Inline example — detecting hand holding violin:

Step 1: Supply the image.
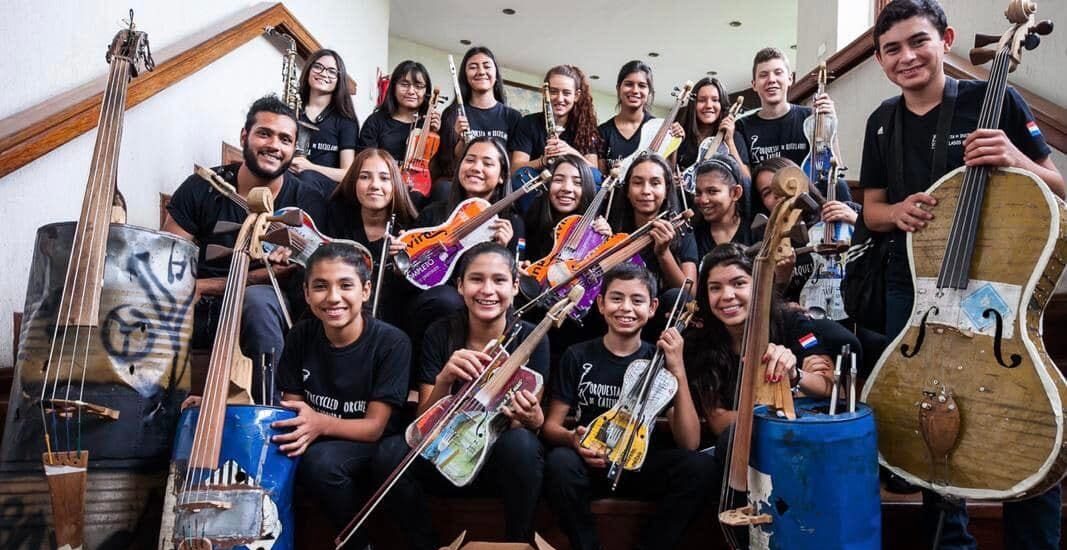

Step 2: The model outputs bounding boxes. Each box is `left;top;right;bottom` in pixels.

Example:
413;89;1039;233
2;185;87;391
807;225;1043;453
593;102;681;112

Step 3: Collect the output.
573;425;607;468
437;349;492;385
501;389;543;430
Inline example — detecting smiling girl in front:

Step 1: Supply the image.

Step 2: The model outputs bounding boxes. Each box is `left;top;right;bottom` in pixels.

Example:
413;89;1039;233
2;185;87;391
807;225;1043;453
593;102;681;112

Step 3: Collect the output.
522;154;610;263
378;242;549;549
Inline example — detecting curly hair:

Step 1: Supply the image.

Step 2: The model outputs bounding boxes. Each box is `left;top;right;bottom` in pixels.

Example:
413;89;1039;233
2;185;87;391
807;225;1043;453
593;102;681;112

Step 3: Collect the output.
544;65;600;156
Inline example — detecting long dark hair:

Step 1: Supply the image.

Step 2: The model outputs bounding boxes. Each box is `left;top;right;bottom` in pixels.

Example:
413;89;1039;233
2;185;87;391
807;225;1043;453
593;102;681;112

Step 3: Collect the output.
377;60;433;118
447;136;511;212
606;153;681;232
544;65;599;155
445;242;518;355
524;154;596;237
332;148;418;226
458;46;507;104
615;60;655;114
683;243;785;417
299;49;357;120
681;77;731;142
694;154;749;227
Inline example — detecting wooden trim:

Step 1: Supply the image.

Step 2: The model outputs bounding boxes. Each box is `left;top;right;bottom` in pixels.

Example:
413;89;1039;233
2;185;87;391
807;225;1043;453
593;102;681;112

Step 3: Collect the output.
943;52;1067;154
222;141;242;164
0;2;356;180
789;28;876;102
788;27;1066;154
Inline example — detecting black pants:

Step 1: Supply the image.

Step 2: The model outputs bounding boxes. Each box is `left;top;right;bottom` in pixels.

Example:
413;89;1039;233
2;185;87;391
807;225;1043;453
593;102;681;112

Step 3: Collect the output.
544;445;718;550
376;428;545;550
297;438;381;549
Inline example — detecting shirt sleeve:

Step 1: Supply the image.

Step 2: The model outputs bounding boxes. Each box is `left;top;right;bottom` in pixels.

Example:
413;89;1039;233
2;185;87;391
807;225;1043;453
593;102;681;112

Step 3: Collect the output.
783;311;830;360
296;182;328;227
357;112;384;149
551;346;579;407
1002;86;1052;162
732;130;751;166
371;324;413;406
508;116;536;155
339;115;360;151
276;321;309;395
676;231;699;265
417;319;450;386
165;175;206;238
858;109;889;190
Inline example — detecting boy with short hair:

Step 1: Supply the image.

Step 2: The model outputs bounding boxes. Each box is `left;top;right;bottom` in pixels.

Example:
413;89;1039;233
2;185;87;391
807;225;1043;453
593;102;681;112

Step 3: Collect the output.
543;263;714;550
861;1;1064;548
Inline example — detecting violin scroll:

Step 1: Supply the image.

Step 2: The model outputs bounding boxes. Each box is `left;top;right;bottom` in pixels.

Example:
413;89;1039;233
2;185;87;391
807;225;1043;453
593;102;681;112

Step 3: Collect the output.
969;0;1053;70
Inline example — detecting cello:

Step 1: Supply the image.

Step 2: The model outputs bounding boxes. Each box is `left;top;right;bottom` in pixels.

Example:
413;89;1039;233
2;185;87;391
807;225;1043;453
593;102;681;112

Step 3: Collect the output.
401;87;444;198
334;288;583;548
159;188;301;549
862;1;1067;500
0;14;198;548
614;81;694;177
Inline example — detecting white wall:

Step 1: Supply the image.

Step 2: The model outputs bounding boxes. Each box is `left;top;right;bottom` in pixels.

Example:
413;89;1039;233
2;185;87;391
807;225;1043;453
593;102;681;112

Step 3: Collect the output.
388;35;635;123
0;0;390;367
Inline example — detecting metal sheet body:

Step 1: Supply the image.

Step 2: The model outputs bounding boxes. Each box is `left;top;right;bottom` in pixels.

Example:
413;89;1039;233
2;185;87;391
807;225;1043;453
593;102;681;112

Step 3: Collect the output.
748;398;881;550
2;222;197;465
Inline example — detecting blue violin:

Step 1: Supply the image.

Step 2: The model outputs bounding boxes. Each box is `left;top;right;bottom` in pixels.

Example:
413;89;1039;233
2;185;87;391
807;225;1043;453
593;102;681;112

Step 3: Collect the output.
800;62;837;189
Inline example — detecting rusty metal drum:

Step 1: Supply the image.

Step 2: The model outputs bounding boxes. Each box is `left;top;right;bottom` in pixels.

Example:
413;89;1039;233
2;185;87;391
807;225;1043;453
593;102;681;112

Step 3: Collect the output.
1;222;197;465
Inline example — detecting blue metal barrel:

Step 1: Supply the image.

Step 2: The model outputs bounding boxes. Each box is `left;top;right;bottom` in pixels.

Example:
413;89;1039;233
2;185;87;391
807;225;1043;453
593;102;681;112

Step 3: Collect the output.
748;398;880;550
167;405;300;549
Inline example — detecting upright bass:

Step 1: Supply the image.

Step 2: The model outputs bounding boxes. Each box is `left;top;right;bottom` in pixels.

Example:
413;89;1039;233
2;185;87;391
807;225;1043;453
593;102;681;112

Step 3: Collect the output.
1;14;198;548
863;0;1066;500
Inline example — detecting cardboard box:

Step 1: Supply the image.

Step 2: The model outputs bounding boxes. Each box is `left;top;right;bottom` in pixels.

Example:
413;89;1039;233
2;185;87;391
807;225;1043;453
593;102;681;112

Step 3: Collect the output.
441;531;556;550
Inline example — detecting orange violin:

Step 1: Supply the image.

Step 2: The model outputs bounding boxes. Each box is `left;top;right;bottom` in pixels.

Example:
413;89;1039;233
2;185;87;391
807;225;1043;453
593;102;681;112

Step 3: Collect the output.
401;87;444;198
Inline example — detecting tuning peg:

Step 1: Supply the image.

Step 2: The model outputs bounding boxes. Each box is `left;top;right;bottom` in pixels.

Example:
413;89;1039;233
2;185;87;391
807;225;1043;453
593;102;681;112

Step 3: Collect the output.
262;228;293;248
789;221;810;245
267;209;303;227
212;220;242;235
974;33;1001;48
1023;33;1041;51
1033;20;1054;36
205;244;233;261
969;47;996;66
796;192;821;213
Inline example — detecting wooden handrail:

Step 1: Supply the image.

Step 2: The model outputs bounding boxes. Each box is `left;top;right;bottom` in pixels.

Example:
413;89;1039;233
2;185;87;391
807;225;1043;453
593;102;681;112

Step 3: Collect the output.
0;2;356;180
788;27;1066;153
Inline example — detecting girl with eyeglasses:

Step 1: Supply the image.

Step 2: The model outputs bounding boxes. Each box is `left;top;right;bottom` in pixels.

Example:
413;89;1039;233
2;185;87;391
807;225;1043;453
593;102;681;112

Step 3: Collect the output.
359;60;440;167
289;49;360;186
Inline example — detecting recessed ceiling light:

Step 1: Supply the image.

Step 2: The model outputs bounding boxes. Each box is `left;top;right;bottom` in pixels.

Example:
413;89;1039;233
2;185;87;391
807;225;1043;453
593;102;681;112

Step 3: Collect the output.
790;44;797;49
729;20;742;27
706;70;718;76
460;39;471;45
648;52;660;57
502;8;516;15
590;75;600;80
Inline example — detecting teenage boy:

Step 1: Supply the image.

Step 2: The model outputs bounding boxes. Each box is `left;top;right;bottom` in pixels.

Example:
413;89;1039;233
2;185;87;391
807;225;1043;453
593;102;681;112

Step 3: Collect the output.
861;2;1065;549
273;243;411;548
543;263;715;550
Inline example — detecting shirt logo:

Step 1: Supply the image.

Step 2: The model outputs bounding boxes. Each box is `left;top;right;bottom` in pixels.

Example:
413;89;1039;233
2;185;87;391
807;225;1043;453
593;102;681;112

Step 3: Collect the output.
302;368;310;382
1027;120;1042;137
877;126;884;135
798;333;819;349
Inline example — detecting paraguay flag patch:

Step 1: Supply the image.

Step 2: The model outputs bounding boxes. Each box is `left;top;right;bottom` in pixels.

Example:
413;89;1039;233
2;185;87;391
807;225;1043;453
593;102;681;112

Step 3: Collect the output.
798;332;819;349
1027;120;1042;137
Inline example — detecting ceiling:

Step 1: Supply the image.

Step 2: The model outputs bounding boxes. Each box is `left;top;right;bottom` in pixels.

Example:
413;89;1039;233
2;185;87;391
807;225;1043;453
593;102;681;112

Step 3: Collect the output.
389;0;799;108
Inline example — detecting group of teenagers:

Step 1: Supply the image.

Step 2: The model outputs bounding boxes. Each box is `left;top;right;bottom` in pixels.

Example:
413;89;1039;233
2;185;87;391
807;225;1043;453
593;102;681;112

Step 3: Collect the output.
159;0;1067;548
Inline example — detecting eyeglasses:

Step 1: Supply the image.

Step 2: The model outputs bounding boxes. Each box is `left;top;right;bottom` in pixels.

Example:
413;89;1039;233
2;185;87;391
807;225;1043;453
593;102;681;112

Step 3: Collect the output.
310;62;339;79
396;80;427;92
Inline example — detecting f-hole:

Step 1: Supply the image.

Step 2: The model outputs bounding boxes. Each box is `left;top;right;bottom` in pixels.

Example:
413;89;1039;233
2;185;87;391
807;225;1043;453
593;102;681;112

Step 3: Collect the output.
983;308;1022;368
901;306;938;358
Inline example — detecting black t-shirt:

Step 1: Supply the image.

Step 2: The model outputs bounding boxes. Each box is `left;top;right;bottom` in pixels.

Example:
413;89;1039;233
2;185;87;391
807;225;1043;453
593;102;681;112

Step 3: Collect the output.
358;110;411;163
415;199;526;253
598;112;655;163
166;163;326;279
693;219;755;260
417;314;551;389
637;232;699;292
302;107;360;168
859;80;1051;255
440;101;523;174
277;316;411;433
552;338;656;428
736;104;811;170
508;112;578;159
700;310;828;411
676;130;751;169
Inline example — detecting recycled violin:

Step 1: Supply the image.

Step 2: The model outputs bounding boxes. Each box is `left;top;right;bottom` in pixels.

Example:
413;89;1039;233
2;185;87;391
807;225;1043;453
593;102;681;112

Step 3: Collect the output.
334;287;583;549
581;284;696;490
614;81;694;177
396;169;552;289
800;61;838;187
680;96;745;194
401;87;445;198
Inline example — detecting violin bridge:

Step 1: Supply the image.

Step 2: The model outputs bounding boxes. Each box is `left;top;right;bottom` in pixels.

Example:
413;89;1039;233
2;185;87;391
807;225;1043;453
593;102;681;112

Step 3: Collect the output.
718;505;773;527
43;398;120;421
42;450;89;550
